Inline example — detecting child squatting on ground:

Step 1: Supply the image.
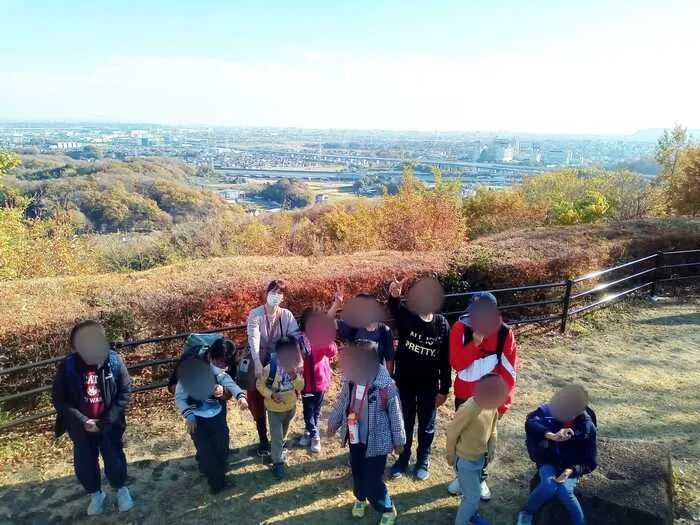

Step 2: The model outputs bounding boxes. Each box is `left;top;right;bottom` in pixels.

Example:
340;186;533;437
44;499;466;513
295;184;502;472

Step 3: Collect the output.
517;385;597;525
256;336;305;480
328;340;406;525
446;373;509;525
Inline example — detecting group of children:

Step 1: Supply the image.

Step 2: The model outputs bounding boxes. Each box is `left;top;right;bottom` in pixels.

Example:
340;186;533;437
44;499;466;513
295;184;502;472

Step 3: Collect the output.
51;278;598;525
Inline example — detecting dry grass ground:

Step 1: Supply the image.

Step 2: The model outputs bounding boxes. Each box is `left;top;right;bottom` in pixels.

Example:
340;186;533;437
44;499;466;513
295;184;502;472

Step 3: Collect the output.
0;298;698;525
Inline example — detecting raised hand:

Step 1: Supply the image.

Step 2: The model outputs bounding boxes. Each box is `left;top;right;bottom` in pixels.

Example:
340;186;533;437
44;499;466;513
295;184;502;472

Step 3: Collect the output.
389;276;407;298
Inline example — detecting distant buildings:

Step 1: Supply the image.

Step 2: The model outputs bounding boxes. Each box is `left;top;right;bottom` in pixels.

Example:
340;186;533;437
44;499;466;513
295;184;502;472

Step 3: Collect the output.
544;148;572;166
218;189;246;202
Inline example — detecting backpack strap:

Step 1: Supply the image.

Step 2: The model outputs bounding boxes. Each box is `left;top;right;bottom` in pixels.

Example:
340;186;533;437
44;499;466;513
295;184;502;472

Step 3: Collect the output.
585;406;597;427
495;323;510;365
379;385;389;411
266;353;278;390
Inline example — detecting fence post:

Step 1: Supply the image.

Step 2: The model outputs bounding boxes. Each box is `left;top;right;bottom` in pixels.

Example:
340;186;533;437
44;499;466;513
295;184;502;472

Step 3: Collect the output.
560;279;573;333
650;250;664;297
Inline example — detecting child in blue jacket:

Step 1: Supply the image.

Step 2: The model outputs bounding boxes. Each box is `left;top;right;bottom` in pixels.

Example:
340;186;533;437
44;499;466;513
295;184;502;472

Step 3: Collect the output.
517;385;597;525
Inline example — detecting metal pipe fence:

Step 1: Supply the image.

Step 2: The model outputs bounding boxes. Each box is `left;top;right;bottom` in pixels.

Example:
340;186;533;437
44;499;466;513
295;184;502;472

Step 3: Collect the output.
1;248;697;433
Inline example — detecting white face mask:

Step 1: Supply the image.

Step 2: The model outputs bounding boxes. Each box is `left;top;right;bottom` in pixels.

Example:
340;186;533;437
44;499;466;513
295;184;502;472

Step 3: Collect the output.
267;292;283;307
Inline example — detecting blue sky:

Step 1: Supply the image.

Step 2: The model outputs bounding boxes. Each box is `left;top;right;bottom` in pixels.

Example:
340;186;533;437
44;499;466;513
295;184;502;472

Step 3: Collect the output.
1;0;699;133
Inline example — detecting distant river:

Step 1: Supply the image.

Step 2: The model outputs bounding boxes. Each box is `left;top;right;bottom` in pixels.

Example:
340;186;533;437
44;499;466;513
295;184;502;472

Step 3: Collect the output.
215;168;519;187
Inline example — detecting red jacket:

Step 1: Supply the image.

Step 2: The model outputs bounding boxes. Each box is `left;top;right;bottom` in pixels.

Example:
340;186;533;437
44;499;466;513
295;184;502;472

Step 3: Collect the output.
449;317;518;415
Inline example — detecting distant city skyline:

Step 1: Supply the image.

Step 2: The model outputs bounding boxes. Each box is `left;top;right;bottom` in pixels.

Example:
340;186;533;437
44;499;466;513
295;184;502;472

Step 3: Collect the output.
2;0;699;134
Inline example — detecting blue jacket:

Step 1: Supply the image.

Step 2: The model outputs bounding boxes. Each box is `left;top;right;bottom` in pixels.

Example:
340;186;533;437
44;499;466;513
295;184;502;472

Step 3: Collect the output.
52;351;131;438
525;402;597;478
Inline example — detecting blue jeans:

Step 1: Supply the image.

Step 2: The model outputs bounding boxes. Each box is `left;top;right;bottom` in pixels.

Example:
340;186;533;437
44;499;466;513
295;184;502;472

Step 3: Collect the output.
349;443;393;513
455;456;484;524
397;386;437;468
524;465;585;525
302;392;324;438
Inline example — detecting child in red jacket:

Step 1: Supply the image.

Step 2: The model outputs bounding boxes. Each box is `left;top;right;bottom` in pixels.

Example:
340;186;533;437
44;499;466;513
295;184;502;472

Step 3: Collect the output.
447;292;518;500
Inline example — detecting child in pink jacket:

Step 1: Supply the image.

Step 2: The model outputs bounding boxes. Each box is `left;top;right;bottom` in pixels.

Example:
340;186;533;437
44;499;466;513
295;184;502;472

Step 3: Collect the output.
298;307;338;453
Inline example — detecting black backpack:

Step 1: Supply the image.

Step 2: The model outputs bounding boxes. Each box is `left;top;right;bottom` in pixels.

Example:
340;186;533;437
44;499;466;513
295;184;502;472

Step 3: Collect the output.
168;333;224;393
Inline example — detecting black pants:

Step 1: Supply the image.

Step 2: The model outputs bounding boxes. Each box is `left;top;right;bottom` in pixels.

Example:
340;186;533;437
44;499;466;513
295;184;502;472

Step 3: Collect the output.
69;424;127;494
191;410;229;491
396;386;437;469
455;397;488;481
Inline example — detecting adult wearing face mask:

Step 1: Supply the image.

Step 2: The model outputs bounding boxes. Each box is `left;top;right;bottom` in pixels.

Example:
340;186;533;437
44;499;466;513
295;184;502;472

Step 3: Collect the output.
246;280;299;457
52;320;133;517
387;277;451;482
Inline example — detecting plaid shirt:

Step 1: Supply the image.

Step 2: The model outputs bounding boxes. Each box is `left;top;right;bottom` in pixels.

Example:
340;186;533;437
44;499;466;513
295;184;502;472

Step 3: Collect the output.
329;366;406;457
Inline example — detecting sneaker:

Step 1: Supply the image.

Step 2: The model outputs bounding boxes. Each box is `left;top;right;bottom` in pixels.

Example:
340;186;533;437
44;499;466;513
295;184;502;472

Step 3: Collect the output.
516;511;534;525
310;436;321;453
352;500;368;518
379;506;398;525
298;433;311;447
390;460;407;479
447;478;462;495
480;480;492;501
470;513;491;525
116;486;134;512
272;462;286;480
87;490;106;516
257;442;271;457
414;464;430;481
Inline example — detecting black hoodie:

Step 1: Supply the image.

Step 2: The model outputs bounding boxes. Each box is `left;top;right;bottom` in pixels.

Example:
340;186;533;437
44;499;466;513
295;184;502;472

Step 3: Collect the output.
388;296;451;395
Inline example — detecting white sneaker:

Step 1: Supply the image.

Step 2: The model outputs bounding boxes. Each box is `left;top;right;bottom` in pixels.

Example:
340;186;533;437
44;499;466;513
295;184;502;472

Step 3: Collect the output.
480;480;492;501
87;490;106;516
447;478;462;495
116;486;134;512
310;436;321;453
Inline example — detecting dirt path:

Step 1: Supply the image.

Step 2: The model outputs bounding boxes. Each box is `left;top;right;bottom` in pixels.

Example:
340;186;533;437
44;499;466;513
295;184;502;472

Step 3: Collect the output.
1;299;698;525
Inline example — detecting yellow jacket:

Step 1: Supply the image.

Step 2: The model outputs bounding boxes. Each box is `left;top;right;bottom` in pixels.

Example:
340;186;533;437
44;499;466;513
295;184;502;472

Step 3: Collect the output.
256;364;304;412
446;398;498;466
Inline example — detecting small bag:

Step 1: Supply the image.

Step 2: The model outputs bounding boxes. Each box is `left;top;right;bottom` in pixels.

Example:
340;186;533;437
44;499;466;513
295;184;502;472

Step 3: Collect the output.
236;349;258;392
347;413;360;444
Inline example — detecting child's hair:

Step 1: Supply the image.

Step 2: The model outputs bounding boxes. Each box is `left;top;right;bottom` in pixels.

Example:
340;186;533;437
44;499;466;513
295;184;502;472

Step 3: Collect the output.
479;372;501;383
275;336;300;353
354;338;379;354
357;293;378;301
552;384;589;411
299;306;323;332
69;320;105;350
208;338;236;364
267;279;287;293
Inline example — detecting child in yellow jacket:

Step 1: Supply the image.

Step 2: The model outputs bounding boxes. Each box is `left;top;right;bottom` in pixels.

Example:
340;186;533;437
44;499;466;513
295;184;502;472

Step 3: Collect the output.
256;337;304;479
446;373;508;525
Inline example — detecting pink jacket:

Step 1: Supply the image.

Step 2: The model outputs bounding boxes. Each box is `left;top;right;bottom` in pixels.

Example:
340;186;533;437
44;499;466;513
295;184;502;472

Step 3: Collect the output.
300;334;337;394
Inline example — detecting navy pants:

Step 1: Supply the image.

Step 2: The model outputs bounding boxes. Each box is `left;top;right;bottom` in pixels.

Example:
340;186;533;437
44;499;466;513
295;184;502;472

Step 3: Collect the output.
302;392;324;438
397;386;437;468
349;443;393;513
191;410;229;491
70;424;127;494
